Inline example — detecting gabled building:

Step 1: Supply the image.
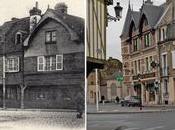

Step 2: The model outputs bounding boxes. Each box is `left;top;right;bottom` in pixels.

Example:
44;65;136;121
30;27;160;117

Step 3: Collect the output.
157;0;175;105
121;0;165;105
0;2;84;109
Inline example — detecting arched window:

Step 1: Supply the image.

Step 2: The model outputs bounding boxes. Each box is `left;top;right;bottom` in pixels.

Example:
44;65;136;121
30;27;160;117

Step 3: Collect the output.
15;32;22;44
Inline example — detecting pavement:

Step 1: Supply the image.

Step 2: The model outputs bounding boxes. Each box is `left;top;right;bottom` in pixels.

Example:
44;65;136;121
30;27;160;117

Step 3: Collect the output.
87;103;175;114
87;111;175;130
0;108;77;112
0;110;85;130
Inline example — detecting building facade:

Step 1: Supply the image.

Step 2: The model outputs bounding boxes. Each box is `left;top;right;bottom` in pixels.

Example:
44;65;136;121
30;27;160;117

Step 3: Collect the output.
157;0;175;104
87;0;111;75
87;57;122;103
121;0;165;105
0;2;84;109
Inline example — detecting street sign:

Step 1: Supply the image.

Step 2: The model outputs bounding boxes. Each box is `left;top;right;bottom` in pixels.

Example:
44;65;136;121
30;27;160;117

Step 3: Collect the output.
116;75;124;82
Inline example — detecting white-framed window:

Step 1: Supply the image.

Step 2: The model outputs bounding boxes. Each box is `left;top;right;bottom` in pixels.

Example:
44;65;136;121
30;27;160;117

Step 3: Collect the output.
172;50;175;69
15;32;22;44
37;56;45;71
37;55;63;71
56;55;63;70
144;33;152;48
161;52;168;76
5;56;19;72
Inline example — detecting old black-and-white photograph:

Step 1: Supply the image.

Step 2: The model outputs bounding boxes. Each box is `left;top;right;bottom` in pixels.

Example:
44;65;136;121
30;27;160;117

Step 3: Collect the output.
0;0;85;130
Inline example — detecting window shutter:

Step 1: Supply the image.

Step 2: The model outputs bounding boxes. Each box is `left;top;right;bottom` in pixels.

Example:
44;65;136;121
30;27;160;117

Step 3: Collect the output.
172;50;175;69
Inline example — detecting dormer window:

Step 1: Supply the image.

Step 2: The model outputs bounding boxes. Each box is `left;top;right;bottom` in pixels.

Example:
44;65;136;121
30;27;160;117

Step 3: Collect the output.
45;30;56;43
15;32;22;44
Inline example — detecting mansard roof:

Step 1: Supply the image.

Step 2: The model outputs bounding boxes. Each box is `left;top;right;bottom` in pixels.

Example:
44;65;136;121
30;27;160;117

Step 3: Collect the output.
121;2;165;39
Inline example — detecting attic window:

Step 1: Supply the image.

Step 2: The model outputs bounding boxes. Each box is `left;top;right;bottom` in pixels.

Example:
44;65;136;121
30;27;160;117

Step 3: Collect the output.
45;31;56;43
15;32;22;44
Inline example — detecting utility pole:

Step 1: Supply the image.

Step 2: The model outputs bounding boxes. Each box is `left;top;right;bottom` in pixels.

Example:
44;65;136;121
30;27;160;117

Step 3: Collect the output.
2;34;6;109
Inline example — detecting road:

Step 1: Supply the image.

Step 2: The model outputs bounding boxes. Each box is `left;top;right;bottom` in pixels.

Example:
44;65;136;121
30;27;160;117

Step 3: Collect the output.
0;110;84;130
87;111;175;130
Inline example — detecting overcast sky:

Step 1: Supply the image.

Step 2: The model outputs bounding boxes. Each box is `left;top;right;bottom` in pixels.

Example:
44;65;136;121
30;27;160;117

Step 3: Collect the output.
0;0;84;25
107;0;166;61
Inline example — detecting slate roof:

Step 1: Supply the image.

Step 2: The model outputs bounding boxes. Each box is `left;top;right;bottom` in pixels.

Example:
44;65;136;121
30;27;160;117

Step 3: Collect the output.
24;8;84;46
121;2;165;38
121;7;140;38
140;4;164;28
0;17;30;54
50;9;84;40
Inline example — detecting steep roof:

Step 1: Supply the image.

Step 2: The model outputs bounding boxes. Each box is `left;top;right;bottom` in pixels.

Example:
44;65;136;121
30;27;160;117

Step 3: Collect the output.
121;2;165;39
140;4;164;28
25;9;84;46
0;17;30;54
121;7;140;38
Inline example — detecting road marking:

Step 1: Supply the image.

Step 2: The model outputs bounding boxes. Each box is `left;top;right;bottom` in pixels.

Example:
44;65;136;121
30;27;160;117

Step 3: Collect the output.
144;126;164;130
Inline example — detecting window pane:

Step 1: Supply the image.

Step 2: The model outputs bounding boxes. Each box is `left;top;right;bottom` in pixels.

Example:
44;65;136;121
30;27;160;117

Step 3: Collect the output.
56;55;63;70
45;57;50;71
52;31;56;41
38;57;44;71
51;56;56;70
46;32;51;42
56;63;62;70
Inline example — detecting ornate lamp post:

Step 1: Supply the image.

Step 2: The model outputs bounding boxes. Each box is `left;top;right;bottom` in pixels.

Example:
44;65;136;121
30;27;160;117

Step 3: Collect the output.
108;1;123;22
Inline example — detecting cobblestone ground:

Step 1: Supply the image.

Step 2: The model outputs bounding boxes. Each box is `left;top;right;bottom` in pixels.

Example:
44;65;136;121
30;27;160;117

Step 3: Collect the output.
0;110;84;130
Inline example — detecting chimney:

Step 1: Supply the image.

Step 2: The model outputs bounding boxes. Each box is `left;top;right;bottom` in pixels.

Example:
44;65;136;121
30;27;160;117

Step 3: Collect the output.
29;2;42;33
54;2;68;14
145;0;153;5
29;1;42;16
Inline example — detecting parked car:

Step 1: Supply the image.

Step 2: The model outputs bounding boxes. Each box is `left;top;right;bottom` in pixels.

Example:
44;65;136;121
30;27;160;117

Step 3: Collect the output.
121;96;141;107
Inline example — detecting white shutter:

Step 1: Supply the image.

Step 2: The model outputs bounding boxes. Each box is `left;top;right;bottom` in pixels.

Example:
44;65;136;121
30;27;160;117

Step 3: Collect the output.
172;50;175;69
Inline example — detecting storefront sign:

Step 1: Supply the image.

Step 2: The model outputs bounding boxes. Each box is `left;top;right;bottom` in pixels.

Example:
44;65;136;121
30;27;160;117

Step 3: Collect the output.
133;72;156;80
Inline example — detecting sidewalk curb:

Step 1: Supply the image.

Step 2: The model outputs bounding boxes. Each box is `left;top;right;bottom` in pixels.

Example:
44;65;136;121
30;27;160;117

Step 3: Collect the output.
0;108;77;113
87;109;175;114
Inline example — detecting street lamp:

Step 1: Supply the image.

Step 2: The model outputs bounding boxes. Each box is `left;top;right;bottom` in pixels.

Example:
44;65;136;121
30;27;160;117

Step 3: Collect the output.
108;2;123;22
